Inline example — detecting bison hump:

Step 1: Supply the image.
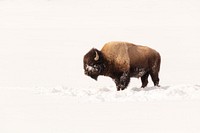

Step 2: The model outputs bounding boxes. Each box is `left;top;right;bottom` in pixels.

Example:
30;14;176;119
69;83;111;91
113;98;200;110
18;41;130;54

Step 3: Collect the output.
101;42;132;72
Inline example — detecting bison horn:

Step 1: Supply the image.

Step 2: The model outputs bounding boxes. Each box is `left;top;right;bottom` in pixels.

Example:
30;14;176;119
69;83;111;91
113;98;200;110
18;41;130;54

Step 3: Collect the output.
94;51;99;61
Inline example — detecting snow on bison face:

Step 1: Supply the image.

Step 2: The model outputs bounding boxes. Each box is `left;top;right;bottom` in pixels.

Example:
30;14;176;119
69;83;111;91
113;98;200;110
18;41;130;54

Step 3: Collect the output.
83;48;104;80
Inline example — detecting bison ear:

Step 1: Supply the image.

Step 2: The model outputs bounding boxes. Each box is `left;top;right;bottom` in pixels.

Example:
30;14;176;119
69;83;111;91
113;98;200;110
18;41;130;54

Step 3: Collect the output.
94;51;99;61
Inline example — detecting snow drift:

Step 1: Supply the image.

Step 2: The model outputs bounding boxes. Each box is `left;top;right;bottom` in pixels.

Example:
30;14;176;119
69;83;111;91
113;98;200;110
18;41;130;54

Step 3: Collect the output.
1;85;200;133
37;84;200;102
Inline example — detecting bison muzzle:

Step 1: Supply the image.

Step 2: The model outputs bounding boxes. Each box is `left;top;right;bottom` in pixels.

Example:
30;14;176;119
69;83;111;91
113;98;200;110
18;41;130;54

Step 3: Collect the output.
83;42;161;91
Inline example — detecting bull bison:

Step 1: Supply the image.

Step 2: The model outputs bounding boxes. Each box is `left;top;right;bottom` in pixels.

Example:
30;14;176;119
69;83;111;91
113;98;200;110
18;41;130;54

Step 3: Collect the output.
83;41;161;91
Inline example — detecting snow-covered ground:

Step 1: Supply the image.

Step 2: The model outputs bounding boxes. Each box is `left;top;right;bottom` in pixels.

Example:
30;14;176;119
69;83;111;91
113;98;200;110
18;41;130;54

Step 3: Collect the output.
1;86;200;133
0;0;200;132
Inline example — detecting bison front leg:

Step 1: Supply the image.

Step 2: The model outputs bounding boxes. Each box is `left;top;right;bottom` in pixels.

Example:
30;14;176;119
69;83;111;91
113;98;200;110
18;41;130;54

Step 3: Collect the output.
114;72;130;91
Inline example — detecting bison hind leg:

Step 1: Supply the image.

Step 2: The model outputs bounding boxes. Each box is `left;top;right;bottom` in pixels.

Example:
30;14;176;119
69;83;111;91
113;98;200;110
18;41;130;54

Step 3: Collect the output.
150;56;161;87
150;71;160;87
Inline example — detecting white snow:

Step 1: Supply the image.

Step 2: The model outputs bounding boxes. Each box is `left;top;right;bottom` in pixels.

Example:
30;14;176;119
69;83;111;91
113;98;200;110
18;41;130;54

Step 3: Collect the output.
1;86;200;133
35;84;200;102
0;0;200;133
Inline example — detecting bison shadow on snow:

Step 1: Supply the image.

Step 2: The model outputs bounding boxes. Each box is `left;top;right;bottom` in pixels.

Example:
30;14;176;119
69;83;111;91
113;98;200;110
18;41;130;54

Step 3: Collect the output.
131;86;169;92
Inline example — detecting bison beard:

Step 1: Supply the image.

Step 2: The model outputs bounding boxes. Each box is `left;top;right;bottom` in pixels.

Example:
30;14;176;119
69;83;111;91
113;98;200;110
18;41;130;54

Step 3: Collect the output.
83;41;161;91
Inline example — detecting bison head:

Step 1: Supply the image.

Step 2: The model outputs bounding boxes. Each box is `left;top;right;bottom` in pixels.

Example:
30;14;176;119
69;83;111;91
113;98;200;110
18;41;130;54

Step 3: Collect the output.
83;48;105;80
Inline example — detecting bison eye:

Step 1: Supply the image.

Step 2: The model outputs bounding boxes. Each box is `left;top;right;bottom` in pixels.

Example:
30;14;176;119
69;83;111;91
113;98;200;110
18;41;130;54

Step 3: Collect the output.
93;64;101;72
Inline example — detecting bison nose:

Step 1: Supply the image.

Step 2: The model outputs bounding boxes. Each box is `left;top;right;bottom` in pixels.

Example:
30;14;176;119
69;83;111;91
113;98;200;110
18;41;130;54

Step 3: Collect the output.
85;71;88;75
85;70;91;76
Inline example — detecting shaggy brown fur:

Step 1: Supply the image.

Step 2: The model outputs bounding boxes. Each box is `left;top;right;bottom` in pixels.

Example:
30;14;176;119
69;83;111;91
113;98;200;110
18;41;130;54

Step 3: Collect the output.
83;41;161;91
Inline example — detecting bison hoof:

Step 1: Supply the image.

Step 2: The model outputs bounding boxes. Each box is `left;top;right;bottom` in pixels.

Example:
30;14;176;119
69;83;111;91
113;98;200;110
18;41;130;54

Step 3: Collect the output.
155;84;160;87
116;85;126;91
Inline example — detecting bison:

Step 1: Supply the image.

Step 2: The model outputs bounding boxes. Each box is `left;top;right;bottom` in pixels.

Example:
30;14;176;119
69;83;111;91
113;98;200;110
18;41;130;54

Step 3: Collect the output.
83;41;161;91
